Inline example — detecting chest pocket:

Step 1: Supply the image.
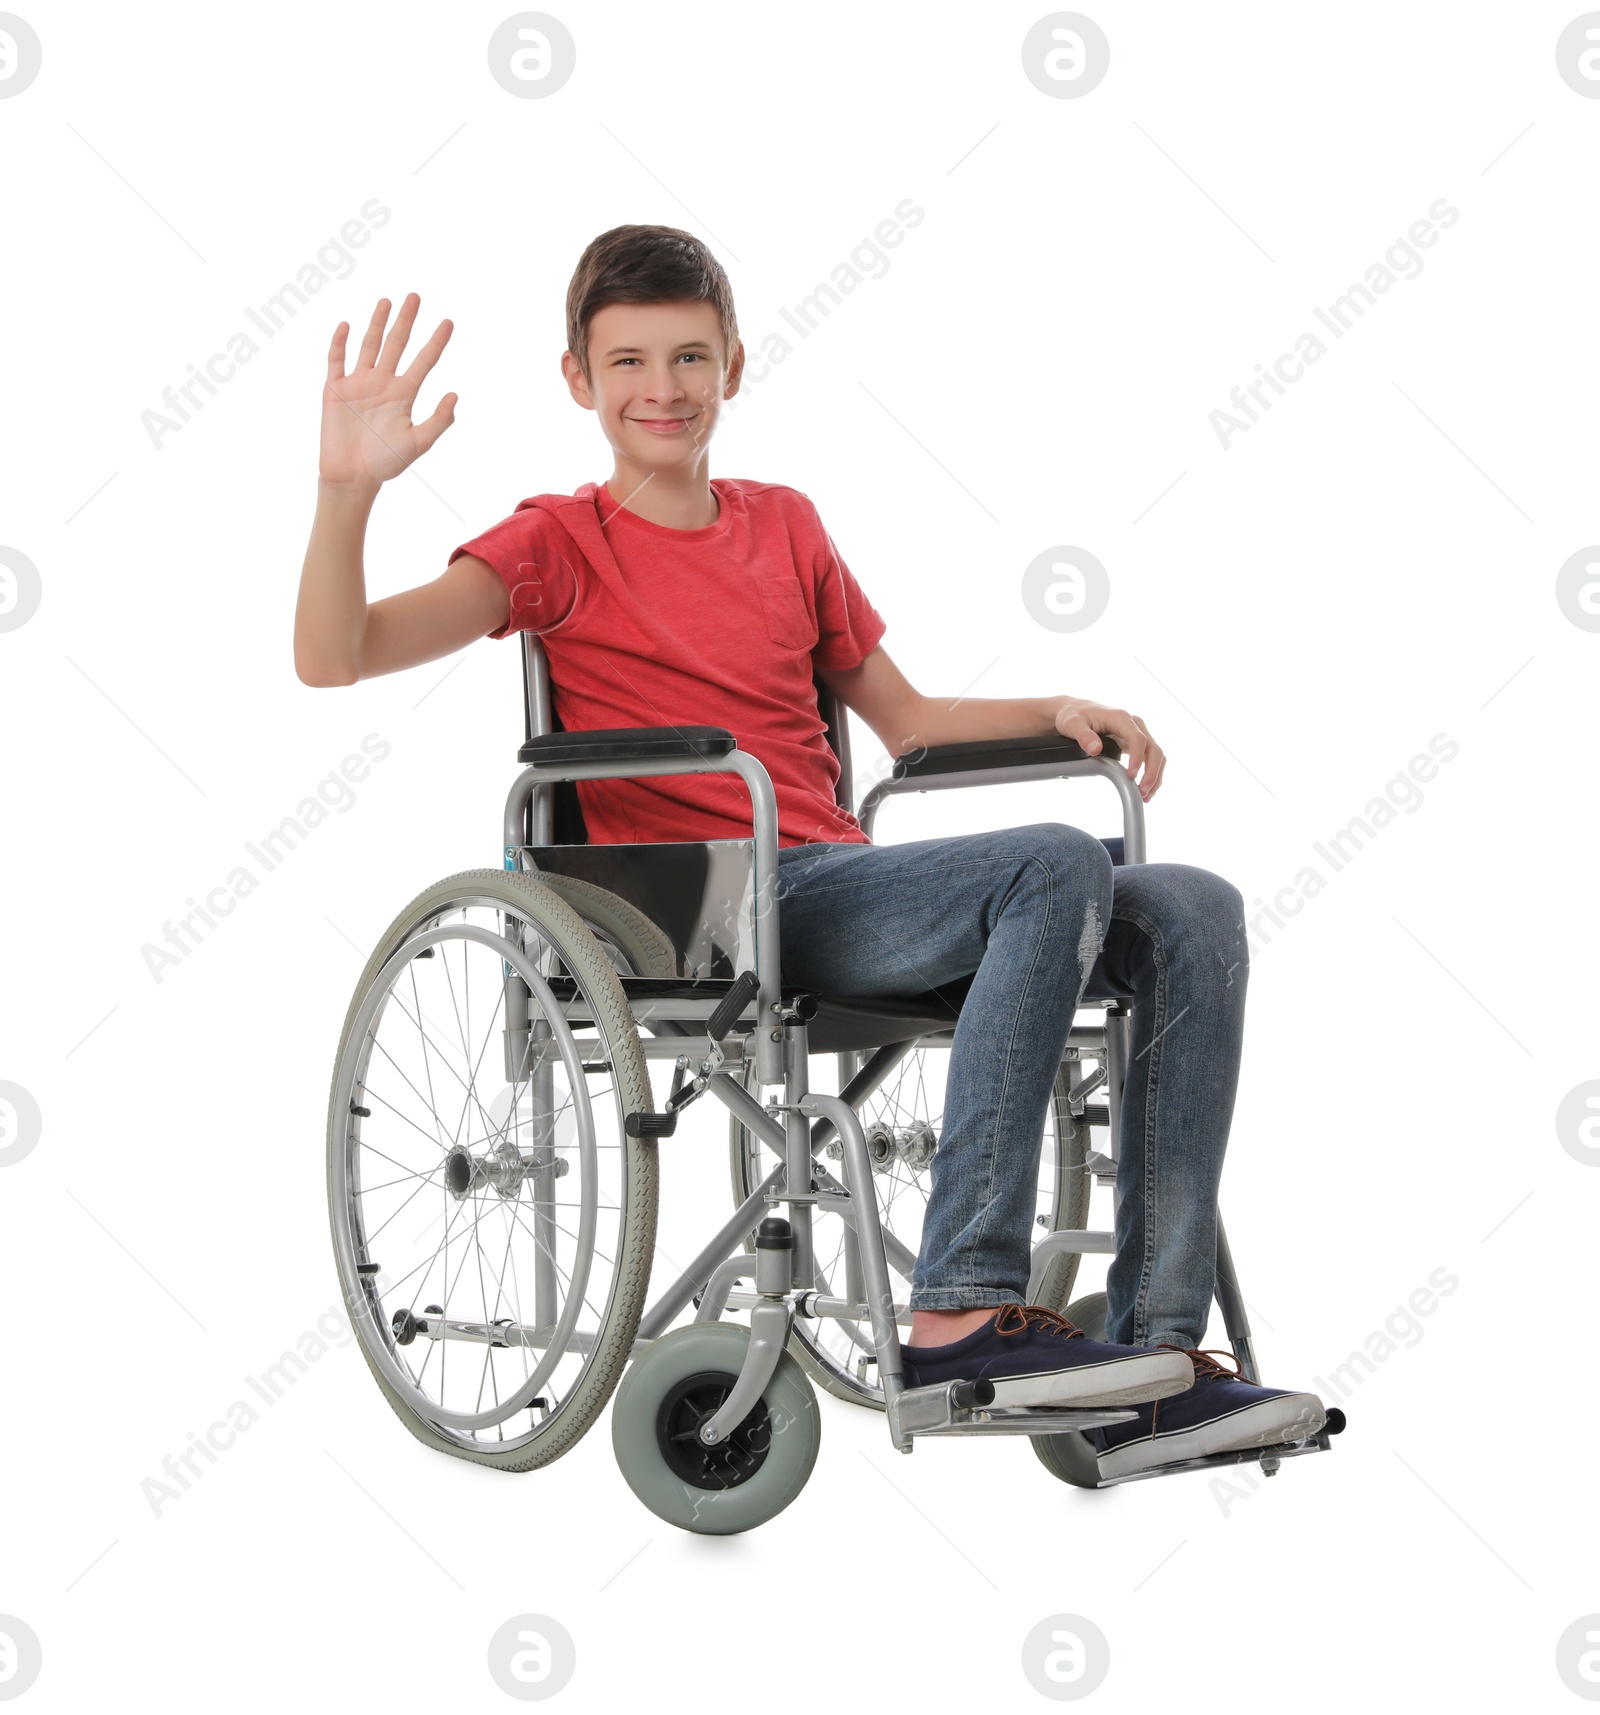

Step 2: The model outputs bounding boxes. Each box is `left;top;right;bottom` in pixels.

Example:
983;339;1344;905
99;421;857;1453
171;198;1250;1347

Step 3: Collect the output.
757;579;817;651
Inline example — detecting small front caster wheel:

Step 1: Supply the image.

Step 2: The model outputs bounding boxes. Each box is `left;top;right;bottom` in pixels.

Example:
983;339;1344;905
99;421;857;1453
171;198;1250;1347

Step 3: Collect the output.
611;1321;820;1535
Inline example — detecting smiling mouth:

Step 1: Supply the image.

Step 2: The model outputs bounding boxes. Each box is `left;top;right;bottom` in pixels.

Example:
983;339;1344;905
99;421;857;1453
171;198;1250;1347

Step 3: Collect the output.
629;414;697;430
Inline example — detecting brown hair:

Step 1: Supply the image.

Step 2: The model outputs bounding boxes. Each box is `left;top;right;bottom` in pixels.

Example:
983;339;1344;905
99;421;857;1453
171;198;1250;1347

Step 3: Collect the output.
565;224;739;380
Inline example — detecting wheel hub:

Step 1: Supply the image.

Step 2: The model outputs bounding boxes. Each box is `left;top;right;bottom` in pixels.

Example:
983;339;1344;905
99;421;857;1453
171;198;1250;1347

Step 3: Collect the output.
443;1138;568;1201
857;1118;938;1173
656;1371;772;1490
900;1119;937;1170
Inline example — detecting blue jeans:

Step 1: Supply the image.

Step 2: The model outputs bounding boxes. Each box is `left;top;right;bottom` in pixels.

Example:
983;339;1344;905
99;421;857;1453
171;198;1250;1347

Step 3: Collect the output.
775;823;1249;1349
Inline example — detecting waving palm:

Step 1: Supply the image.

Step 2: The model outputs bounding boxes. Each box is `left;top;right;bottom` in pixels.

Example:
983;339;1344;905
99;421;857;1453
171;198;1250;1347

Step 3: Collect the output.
321;294;457;488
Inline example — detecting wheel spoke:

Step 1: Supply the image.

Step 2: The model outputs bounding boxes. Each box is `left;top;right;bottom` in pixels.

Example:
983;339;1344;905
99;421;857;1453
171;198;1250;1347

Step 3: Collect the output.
361;1157;452;1246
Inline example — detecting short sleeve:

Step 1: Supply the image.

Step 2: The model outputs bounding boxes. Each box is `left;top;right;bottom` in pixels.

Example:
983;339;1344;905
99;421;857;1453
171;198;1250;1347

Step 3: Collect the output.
450;504;580;640
810;518;887;674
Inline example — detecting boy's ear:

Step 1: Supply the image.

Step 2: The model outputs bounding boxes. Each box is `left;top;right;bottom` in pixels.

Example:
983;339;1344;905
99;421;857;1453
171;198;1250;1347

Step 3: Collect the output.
560;348;595;411
724;336;746;400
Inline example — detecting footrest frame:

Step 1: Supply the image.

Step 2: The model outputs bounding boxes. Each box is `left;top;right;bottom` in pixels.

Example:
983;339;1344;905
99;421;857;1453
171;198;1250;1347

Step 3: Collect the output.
1091;1422;1340;1488
891;1379;1139;1439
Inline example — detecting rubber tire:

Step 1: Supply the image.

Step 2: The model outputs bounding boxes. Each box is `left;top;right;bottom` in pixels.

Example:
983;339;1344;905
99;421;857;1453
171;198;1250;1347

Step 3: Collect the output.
728;1058;1091;1410
529;870;680;982
611;1321;821;1535
1030;1290;1109;1489
327;867;658;1473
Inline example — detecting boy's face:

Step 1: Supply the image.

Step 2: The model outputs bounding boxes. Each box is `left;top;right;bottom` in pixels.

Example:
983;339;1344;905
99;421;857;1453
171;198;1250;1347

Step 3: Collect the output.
562;300;743;475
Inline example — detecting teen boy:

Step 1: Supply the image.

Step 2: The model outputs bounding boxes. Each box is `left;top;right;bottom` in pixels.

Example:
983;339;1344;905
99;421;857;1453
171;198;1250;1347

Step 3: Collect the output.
293;224;1326;1479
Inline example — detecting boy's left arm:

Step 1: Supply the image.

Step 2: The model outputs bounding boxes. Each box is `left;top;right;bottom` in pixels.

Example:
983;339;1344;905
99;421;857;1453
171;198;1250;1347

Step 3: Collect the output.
818;644;1165;802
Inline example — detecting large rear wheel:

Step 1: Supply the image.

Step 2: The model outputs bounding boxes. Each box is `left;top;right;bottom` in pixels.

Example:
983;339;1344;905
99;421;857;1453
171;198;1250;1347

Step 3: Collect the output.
327;868;658;1471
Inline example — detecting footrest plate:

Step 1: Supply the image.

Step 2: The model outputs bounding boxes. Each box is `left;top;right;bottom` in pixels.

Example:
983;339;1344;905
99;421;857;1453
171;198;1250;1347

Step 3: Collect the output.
1093;1426;1336;1487
892;1379;1139;1439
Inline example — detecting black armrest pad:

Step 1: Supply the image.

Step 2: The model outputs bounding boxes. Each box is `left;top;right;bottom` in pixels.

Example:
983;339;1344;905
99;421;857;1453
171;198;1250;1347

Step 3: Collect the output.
517;726;737;767
892;733;1123;781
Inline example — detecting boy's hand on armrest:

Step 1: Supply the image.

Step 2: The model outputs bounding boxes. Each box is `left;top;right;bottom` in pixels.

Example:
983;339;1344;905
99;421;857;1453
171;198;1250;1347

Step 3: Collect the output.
1050;697;1164;801
321;293;457;490
819;648;1165;802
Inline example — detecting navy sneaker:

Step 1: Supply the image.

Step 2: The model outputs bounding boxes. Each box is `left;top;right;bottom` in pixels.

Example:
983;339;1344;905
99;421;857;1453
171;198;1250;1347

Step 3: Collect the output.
899;1305;1194;1408
1093;1347;1327;1478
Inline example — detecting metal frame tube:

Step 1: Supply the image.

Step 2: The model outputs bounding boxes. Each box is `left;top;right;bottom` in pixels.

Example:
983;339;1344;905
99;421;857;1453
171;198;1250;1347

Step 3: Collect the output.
503;748;784;1085
797;1090;906;1421
530;1015;558;1329
1213;1214;1260;1384
799;1036;917;1154
857;755;1146;863
693;1253;759;1323
521;634;555;844
632;1046;922;1347
1104;1005;1129;1182
782;1026;815;1290
634;1161;784;1342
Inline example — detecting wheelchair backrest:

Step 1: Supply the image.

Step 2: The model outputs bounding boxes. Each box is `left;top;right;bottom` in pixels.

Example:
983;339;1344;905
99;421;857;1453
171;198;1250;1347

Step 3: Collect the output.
519;632;856;847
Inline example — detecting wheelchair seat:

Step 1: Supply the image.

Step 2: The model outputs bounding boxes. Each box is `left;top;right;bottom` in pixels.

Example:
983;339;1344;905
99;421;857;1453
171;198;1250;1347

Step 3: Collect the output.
661;972;973;1054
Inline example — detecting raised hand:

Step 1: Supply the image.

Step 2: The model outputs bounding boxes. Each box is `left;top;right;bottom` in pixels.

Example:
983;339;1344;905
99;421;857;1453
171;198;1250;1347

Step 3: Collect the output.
320;294;457;489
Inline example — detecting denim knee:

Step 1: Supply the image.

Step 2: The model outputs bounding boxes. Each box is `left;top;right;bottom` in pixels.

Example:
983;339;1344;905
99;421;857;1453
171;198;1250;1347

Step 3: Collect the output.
1014;821;1116;885
1175;866;1250;974
1006;823;1115;978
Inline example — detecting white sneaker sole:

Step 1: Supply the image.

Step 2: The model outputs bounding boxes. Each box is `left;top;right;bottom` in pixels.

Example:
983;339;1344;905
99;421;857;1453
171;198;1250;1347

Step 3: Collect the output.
1096;1392;1327;1479
986;1348;1195;1409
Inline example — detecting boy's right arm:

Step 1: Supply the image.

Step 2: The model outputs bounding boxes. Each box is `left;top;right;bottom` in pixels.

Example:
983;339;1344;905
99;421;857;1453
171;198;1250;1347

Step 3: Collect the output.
293;294;509;686
295;480;507;684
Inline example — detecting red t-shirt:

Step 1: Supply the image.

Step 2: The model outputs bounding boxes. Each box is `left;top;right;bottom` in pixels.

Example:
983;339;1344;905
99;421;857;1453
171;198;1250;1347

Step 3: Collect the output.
451;478;887;847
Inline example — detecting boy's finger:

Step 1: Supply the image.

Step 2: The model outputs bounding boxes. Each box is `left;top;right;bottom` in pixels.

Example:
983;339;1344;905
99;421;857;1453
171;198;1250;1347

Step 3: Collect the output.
1121;730;1147;778
399;319;454;390
378;292;421;372
1061;715;1102;754
326;321;349;384
411;393;458;457
1122;716;1155;778
1097;712;1141;775
356;298;391;370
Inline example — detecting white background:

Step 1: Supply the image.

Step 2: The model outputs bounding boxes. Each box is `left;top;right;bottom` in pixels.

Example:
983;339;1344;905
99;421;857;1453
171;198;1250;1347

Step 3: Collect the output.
2;2;1596;1708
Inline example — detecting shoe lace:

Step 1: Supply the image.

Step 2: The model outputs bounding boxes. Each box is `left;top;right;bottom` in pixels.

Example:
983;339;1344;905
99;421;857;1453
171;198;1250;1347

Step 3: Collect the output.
1148;1344;1245;1434
1176;1347;1248;1383
992;1303;1086;1340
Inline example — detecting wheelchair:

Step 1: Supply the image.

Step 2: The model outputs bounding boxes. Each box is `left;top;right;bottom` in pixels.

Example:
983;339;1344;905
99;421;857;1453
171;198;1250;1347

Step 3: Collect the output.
325;634;1341;1535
